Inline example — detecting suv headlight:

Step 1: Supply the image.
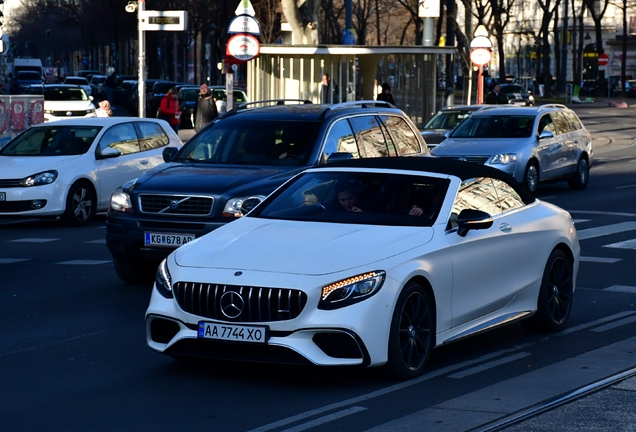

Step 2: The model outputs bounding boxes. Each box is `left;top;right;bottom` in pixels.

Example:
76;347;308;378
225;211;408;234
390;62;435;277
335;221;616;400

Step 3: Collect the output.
110;188;133;212
490;153;518;165
222;195;267;217
318;271;386;310
155;258;173;298
20;170;57;187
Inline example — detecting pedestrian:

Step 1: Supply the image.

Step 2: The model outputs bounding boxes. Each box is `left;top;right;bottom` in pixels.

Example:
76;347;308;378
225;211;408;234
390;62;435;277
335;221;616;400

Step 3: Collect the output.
104;67;117;105
485;83;509;104
157;87;182;133
321;73;340;104
214;91;227;115
96;100;113;117
192;84;219;132
376;82;396;105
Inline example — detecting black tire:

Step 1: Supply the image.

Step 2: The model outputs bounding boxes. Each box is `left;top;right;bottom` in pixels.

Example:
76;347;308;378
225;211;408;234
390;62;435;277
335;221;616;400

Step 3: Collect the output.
567;157;589;190
113;255;158;285
522;249;573;332
386;282;434;379
523;161;539;195
61;181;96;226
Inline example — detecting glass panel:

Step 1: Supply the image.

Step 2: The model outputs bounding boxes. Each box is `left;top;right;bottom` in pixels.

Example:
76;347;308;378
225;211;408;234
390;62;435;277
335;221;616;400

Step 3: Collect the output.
98;123;139;155
137;122;169;150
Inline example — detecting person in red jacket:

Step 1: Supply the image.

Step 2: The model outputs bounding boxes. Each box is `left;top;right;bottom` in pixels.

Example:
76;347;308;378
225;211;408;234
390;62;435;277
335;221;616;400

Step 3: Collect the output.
158;87;181;132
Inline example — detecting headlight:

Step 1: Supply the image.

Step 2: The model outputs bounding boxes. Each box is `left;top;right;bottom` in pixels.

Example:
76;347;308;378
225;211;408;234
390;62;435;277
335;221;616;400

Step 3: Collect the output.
110;189;133;212
222;195;267;217
529;95;535;102
490;153;518;165
86;109;95;114
318;271;386;310
155;259;173;298
20;170;57;187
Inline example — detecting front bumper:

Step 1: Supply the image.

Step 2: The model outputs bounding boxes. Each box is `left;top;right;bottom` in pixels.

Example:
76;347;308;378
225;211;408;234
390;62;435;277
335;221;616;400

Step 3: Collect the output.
0;182;67;216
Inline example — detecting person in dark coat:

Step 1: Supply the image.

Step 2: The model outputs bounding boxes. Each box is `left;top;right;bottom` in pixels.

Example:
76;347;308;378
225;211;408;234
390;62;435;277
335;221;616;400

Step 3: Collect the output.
193;84;219;132
485;83;509;104
377;82;396;105
321;73;339;104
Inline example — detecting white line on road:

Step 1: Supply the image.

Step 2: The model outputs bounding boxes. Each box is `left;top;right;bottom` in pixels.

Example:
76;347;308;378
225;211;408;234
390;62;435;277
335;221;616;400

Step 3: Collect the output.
604;238;636;249
0;258;29;264
580;256;622;263
447;352;531;379
9;238;59;243
280;406;368;432
616;184;636;189
605;285;636;294
561;310;636;335
84;239;107;244
576;222;636;240
56;260;111;265
591;315;636;332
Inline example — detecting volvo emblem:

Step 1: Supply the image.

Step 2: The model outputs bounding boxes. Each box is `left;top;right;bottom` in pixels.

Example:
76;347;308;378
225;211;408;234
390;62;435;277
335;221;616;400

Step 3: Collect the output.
234;271;242;276
220;291;244;319
169;200;179;210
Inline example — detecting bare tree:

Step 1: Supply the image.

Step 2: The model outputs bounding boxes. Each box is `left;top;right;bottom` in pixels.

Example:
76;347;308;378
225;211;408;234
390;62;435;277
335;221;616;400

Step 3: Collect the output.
582;0;609;89
280;0;321;43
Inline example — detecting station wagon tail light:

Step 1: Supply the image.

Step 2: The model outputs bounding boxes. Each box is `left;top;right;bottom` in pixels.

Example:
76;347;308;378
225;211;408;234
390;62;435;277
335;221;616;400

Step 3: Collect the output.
20;170;57;187
318;271;386;310
110;189;133;212
491;153;517;165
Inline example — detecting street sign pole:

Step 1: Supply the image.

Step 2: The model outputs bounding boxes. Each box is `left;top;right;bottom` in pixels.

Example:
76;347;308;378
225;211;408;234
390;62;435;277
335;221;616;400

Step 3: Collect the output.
138;0;146;118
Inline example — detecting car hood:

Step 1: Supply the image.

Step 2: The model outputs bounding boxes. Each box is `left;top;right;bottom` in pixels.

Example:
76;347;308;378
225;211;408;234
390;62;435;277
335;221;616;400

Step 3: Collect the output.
45;100;96;110
0;155;82;176
174;217;434;275
420;130;448;145
134;163;306;196
432;137;524;155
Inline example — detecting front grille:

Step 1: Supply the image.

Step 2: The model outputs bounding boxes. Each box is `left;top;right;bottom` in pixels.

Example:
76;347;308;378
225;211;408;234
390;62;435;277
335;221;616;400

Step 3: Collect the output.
174;282;308;322
437;156;490;164
0;179;23;188
48;110;90;117
139;194;214;216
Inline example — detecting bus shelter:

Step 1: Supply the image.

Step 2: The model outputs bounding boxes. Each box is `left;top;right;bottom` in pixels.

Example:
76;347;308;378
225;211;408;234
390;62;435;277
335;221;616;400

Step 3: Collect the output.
246;45;456;126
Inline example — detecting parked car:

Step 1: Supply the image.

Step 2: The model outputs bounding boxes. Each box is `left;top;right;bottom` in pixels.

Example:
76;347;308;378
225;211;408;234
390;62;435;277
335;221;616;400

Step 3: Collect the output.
177;85;200;129
77;70;100;81
499;84;535;106
26;84;97;122
420;105;486;149
63;76;92;96
0;117;182;225
114;79;137;107
106;99;430;283
147;80;183;118
430;104;593;194
11;70;45;94
144;156;579;379
626;80;636;97
89;74;108;100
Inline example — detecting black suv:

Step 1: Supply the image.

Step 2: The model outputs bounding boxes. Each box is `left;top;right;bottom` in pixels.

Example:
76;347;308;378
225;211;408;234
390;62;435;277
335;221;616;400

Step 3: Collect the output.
106;100;430;283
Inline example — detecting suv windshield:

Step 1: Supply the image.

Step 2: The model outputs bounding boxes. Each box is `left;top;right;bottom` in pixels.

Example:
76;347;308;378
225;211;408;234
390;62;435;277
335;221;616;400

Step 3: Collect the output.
174;118;321;166
0;126;100;156
16;72;42;81
501;85;526;94
450;115;535;139
252;171;449;227
423;109;475;130
65;78;88;85
42;87;89;101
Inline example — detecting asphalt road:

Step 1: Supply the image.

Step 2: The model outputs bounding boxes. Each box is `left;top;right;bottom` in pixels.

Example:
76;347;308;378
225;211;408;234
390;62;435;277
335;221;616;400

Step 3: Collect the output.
1;103;636;431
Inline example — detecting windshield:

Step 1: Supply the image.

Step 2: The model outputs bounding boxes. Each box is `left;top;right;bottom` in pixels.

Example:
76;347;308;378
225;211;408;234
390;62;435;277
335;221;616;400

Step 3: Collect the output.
501;85;525;94
181;89;199;102
251;171;449;227
0;126;101;156
450;115;535;139
423;110;475;130
65;78;88;85
153;82;178;94
42;87;89;101
174;118;321;167
16;72;42;81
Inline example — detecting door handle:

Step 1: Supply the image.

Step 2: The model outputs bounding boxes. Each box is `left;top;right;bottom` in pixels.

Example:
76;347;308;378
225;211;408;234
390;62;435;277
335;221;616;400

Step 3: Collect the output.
499;223;512;233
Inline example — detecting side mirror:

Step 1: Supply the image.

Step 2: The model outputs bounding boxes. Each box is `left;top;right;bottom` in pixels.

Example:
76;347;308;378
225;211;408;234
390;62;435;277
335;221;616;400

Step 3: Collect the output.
456;209;493;237
539;130;554;140
97;147;121;160
327;152;354;163
162;146;179;162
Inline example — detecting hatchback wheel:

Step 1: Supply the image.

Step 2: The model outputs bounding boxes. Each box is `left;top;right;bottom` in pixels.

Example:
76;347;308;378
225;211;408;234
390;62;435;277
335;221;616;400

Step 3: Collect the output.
522;249;573;332
61;181;96;226
568;157;589;190
523;162;539;194
386;282;434;379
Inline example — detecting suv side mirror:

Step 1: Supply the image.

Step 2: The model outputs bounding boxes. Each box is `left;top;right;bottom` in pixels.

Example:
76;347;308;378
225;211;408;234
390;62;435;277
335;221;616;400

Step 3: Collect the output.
539;130;554;140
456;209;493;237
163;146;179;162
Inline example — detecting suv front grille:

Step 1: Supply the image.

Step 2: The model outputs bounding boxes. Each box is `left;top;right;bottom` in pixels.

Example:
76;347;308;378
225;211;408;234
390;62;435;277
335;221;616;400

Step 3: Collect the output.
174;282;308;322
48;110;90;117
139;194;213;216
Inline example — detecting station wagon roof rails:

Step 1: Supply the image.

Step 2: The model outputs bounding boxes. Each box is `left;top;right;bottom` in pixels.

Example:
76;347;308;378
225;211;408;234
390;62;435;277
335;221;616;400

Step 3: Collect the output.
539;103;567;109
330;100;395;109
228;99;313;114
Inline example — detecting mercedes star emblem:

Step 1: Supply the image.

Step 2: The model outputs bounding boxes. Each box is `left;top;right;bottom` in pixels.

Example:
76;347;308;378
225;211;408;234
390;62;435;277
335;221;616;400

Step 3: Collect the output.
220;291;244;319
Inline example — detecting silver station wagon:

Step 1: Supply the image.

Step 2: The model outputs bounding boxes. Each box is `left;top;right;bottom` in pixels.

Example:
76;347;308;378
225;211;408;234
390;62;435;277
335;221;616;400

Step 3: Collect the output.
430;104;593;194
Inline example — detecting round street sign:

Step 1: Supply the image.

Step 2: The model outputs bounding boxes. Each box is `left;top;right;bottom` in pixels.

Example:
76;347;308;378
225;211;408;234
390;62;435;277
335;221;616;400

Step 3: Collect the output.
598;53;609;66
226;34;260;62
228;14;261;36
470;48;492;66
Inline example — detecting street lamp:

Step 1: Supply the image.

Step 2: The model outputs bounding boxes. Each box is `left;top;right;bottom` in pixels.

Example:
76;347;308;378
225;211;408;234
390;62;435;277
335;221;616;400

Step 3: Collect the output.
470;25;492;104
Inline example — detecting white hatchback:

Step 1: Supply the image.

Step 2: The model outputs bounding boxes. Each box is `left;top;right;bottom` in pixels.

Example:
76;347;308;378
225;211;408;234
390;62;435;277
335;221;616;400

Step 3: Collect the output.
0;117;182;225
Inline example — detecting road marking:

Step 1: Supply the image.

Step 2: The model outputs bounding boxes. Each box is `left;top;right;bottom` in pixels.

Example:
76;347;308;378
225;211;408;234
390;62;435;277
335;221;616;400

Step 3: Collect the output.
561;310;636;335
580;256;622;263
447;352;531;379
570;210;636;217
591;315;636;332
85;239;107;244
604;238;636;250
605;285;636;294
0;258;29;264
57;260;111;265
572;219;591;224
9;238;59;243
616;184;636;189
576;222;636;240
279;406;367;432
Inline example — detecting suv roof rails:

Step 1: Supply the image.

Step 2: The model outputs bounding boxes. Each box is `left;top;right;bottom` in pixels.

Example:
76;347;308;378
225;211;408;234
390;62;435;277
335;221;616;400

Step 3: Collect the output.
330;100;396;109
539;103;567;109
229;99;313;114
